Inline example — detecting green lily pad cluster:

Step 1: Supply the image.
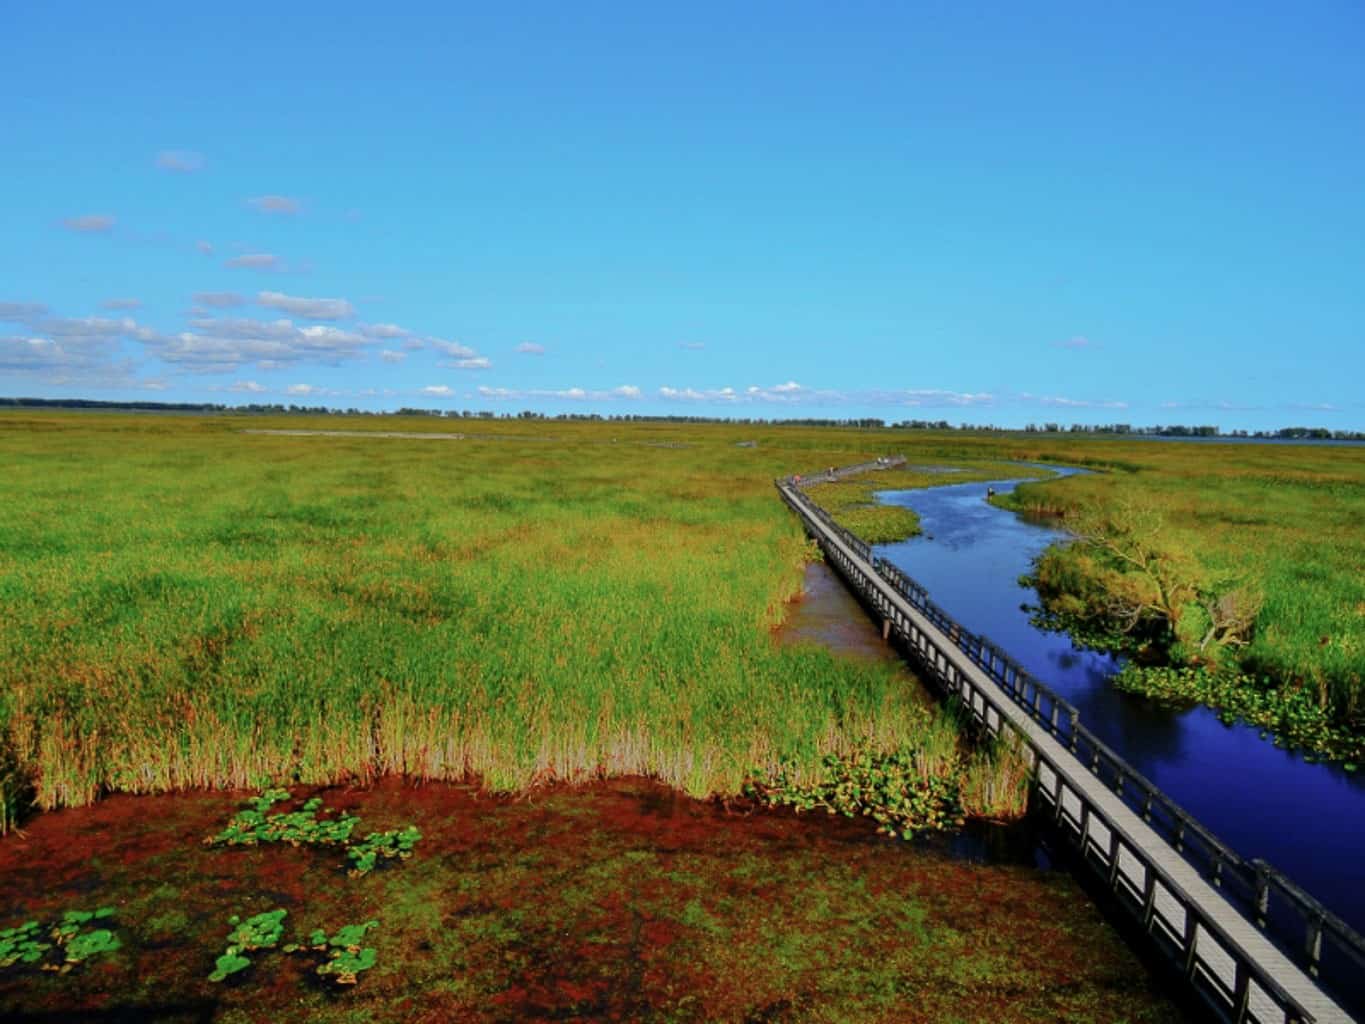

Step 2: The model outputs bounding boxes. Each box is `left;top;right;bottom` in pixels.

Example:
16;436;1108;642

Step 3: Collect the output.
208;908;288;982
204;792;359;848
1;907;119;974
210;909;379;987
285;919;380;985
346;826;422;877
0;921;48;970
745;748;965;840
204;790;421;875
1112;664;1365;766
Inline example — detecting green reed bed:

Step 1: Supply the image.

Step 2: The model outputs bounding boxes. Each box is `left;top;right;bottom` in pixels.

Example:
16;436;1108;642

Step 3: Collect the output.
0;413;1028;831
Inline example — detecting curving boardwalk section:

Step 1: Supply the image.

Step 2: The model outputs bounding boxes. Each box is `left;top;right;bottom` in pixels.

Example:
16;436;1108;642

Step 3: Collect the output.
777;465;1354;1024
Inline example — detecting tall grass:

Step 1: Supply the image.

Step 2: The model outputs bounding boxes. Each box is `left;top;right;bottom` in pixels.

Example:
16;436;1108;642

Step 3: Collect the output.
7;413;1355;827
0;413;1007;828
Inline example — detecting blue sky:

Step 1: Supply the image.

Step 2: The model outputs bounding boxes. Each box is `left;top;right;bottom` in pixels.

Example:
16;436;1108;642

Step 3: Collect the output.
2;2;1362;428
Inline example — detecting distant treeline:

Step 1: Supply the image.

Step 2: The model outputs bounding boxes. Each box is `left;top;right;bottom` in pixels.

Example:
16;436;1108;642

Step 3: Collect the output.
1;396;1360;440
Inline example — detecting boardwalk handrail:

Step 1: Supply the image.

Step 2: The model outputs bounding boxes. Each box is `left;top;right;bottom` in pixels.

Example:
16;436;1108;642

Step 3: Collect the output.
778;465;1362;1022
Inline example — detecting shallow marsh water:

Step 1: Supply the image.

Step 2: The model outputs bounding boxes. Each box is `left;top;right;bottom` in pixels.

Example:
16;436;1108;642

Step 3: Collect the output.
0;778;1185;1023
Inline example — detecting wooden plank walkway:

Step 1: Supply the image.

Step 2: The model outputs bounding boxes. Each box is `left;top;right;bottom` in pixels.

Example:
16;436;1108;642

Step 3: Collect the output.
777;475;1353;1024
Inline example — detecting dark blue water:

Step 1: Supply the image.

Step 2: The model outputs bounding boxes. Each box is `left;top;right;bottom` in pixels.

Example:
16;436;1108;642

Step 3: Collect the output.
875;469;1365;934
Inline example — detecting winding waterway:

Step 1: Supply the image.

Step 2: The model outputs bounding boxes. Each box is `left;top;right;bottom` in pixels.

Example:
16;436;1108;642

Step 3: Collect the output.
873;468;1365;935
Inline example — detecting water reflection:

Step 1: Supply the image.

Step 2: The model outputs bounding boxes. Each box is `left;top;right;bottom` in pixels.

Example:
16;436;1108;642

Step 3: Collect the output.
874;470;1365;933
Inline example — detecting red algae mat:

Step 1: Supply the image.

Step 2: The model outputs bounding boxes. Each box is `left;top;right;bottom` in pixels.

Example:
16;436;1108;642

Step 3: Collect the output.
0;778;1186;1023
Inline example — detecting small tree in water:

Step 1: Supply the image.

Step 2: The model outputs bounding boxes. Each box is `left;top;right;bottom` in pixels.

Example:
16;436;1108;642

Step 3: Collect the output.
1031;496;1261;669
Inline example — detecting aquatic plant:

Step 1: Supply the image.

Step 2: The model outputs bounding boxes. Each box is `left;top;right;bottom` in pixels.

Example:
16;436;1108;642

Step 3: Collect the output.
0;907;118;974
747;746;966;840
205;793;358;848
1113;664;1365;763
62;927;121;964
0;921;49;970
346;826;422;876
208;908;288;982
285;919;380;986
205;790;423;875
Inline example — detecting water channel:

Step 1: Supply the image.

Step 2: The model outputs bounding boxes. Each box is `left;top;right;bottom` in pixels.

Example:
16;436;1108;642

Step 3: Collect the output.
871;467;1365;936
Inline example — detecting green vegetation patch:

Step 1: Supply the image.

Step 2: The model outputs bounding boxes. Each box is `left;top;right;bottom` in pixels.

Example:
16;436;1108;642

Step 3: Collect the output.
997;447;1365;759
1114;664;1364;764
206;789;421;876
0;908;119;976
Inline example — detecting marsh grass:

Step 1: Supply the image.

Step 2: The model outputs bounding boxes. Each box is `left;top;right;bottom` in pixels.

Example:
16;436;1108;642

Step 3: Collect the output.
0;413;1020;827
5;413;1356;822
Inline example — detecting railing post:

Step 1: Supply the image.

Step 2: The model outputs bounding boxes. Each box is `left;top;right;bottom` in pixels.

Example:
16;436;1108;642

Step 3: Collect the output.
1232;960;1251;1022
1183;908;1200;979
1306;914;1324;977
1254;863;1270;929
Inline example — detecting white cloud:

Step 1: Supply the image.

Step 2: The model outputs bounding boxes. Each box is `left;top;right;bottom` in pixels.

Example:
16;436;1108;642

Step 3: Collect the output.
229;380;266;393
516;341;546;355
286;383;319;395
454;357;492;370
224;253;281;271
144;316;370;373
360;323;411;340
429;338;477;359
380;349;405;364
156;150;204;173
659;386;709;401
476;384;644;402
1054;336;1097;351
0;329;138;384
0;302;48;321
420;385;454;398
193;292;246;308
903;389;995;407
661;382;807;403
63;215;115;234
247;195;302;215
101;298;142;310
258;291;355;320
34;315;154;342
1036;395;1129;409
679;341;705;351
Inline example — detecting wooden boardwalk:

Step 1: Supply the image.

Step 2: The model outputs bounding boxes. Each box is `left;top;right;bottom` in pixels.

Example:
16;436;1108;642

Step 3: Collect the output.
777;470;1354;1024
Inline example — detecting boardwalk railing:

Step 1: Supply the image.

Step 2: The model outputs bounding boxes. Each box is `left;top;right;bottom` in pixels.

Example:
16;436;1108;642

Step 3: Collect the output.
777;464;1361;1024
